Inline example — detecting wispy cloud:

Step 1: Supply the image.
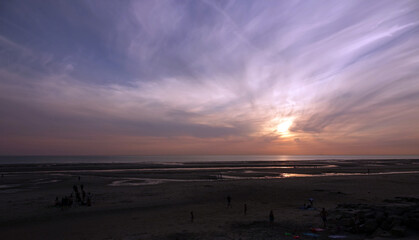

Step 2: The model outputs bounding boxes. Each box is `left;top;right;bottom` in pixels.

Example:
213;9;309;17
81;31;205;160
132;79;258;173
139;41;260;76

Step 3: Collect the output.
1;0;419;155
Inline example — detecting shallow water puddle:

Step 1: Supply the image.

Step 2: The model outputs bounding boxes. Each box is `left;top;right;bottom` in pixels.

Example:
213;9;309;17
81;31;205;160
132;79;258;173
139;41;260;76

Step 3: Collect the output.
107;170;419;186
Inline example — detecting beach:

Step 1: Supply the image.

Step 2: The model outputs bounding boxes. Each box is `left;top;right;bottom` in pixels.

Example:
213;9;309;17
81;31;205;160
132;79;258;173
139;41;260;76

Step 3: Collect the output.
1;159;419;240
3;0;419;239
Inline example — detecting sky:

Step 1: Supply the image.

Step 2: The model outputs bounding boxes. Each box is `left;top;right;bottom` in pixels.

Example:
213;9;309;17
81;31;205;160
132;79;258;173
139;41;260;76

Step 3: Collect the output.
1;0;419;155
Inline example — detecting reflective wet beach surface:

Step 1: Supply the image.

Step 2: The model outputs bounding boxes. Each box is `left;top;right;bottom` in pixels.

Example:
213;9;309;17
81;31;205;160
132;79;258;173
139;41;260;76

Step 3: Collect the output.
1;159;419;240
1;159;419;189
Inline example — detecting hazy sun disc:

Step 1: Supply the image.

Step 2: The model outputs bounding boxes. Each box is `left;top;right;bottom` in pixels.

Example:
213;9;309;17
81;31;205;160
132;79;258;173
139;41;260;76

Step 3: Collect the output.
276;119;293;134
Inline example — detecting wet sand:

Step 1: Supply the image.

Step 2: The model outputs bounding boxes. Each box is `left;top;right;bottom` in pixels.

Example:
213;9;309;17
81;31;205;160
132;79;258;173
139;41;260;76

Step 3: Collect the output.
1;159;419;239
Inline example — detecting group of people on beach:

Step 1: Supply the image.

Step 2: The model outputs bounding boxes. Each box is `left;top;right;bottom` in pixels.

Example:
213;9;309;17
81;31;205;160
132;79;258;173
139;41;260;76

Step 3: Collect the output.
190;195;328;228
54;177;92;209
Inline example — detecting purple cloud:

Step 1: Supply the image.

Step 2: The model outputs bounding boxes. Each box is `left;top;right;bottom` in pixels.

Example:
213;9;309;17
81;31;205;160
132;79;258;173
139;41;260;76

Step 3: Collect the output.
1;0;419;154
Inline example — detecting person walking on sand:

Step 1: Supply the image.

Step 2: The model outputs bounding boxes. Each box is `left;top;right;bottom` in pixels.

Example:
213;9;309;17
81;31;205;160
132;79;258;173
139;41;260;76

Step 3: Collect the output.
244;203;247;215
190;211;194;223
269;210;274;223
320;208;328;228
227;195;231;208
55;196;59;207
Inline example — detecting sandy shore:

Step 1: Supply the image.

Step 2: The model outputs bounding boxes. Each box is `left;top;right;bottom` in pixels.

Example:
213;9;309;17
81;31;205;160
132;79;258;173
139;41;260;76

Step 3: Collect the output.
1;159;418;239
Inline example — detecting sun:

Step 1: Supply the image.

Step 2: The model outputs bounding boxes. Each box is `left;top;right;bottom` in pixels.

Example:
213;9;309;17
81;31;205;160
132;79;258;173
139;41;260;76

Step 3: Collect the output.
276;118;294;134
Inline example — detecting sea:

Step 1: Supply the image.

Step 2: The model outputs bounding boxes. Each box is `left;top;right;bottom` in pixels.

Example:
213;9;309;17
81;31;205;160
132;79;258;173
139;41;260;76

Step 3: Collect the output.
0;155;418;164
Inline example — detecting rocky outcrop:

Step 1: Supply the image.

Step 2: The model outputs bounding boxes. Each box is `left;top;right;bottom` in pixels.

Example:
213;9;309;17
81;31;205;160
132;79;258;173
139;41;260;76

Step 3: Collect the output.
330;197;419;238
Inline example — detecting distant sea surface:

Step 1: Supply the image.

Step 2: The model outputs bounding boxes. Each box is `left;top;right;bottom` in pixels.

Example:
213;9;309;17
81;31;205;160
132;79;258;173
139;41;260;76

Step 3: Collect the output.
0;155;419;164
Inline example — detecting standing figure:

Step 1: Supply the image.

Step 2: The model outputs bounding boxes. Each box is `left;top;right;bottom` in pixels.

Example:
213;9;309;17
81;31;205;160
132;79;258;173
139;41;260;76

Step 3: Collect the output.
227;195;231;208
269;210;274;223
73;185;81;203
87;192;92;206
190;211;194;223
86;195;91;206
320;208;328;228
82;190;86;204
244;203;247;215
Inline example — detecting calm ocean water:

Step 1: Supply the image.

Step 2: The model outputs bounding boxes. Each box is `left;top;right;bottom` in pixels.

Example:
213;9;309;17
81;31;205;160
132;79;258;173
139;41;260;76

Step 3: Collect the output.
0;155;418;164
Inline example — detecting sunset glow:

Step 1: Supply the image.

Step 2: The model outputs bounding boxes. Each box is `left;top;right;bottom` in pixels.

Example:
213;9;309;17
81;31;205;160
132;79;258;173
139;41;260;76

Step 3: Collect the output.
1;0;419;155
276;119;294;135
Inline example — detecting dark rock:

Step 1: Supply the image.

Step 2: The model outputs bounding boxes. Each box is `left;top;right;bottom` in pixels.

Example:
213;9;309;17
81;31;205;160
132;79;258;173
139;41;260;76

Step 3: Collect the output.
374;228;392;238
404;214;419;230
395;197;419;203
333;198;419;236
364;211;375;219
390;225;406;237
389;215;403;228
375;211;385;224
380;219;393;231
340;217;355;227
359;219;378;234
339;212;353;219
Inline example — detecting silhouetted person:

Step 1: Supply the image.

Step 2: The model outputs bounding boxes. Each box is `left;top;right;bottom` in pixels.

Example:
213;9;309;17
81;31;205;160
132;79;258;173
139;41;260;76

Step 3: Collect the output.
320;208;328;228
367;169;370;175
78;176;80;181
61;197;67;210
227;195;231;208
55;197;59;207
308;198;314;208
86;195;91;206
73;185;80;203
73;185;78;193
80;184;84;191
82;190;86;203
190;211;194;223
87;192;92;206
269;210;274;223
244;203;247;215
